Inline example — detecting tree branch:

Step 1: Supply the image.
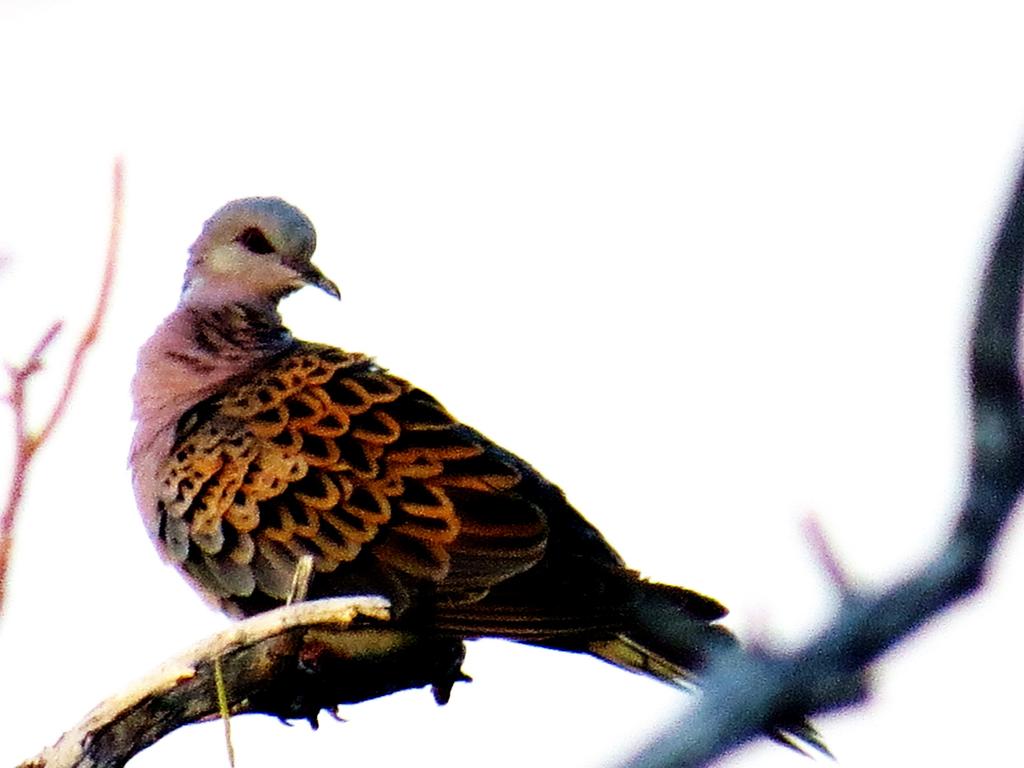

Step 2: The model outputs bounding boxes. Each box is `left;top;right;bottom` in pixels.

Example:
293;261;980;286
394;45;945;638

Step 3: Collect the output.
18;597;468;768
626;161;1024;766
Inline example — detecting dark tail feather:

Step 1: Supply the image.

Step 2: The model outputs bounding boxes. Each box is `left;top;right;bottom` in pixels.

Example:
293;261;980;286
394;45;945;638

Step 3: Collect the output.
588;579;830;758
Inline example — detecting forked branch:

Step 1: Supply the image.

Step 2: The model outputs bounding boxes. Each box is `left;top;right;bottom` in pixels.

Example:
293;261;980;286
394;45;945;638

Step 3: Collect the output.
0;160;123;619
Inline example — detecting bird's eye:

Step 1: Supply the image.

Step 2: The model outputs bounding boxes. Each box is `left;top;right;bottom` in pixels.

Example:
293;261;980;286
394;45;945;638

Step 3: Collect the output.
237;227;275;254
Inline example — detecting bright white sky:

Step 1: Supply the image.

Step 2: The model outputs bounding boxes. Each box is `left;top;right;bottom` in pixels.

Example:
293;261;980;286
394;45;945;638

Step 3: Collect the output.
3;3;1024;766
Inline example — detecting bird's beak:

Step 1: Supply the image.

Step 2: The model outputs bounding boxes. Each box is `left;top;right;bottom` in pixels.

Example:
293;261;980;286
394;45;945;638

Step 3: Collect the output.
301;264;341;299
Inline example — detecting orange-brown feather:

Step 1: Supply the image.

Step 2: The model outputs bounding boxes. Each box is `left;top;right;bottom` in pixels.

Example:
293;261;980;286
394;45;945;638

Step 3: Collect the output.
157;344;551;619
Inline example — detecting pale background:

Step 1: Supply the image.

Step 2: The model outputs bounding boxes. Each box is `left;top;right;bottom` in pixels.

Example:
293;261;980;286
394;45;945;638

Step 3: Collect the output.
2;3;1024;766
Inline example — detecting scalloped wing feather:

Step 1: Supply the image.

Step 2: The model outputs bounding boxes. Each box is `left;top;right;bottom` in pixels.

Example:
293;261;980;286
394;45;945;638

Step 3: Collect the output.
156;345;549;611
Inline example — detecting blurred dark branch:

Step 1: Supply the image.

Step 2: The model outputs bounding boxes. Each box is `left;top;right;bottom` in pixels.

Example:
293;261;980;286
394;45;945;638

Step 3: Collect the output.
629;163;1024;766
18;597;468;768
0;160;122;621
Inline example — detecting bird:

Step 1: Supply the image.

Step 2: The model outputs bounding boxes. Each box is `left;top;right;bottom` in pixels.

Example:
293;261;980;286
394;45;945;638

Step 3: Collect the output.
130;197;824;753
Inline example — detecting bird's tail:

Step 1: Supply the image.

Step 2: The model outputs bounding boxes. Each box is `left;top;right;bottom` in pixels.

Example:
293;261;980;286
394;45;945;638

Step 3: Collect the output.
587;579;830;757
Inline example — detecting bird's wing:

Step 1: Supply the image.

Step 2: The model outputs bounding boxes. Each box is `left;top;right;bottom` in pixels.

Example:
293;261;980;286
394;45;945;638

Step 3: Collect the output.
156;343;551;613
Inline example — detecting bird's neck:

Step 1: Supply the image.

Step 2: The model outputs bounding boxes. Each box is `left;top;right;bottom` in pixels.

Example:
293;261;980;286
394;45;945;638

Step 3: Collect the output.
130;299;294;469
180;299;294;359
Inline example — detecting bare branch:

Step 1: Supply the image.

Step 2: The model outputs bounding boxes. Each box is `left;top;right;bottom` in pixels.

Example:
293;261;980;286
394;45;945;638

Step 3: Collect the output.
0;160;123;620
627;161;1024;766
18;596;468;768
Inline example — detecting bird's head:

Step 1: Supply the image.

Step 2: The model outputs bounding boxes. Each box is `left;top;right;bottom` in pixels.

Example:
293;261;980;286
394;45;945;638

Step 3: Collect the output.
182;197;340;306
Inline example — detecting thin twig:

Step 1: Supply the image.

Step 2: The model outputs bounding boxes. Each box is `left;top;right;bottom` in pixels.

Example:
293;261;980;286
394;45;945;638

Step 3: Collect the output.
212;657;236;768
0;159;123;620
36;165;122;448
801;513;854;595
